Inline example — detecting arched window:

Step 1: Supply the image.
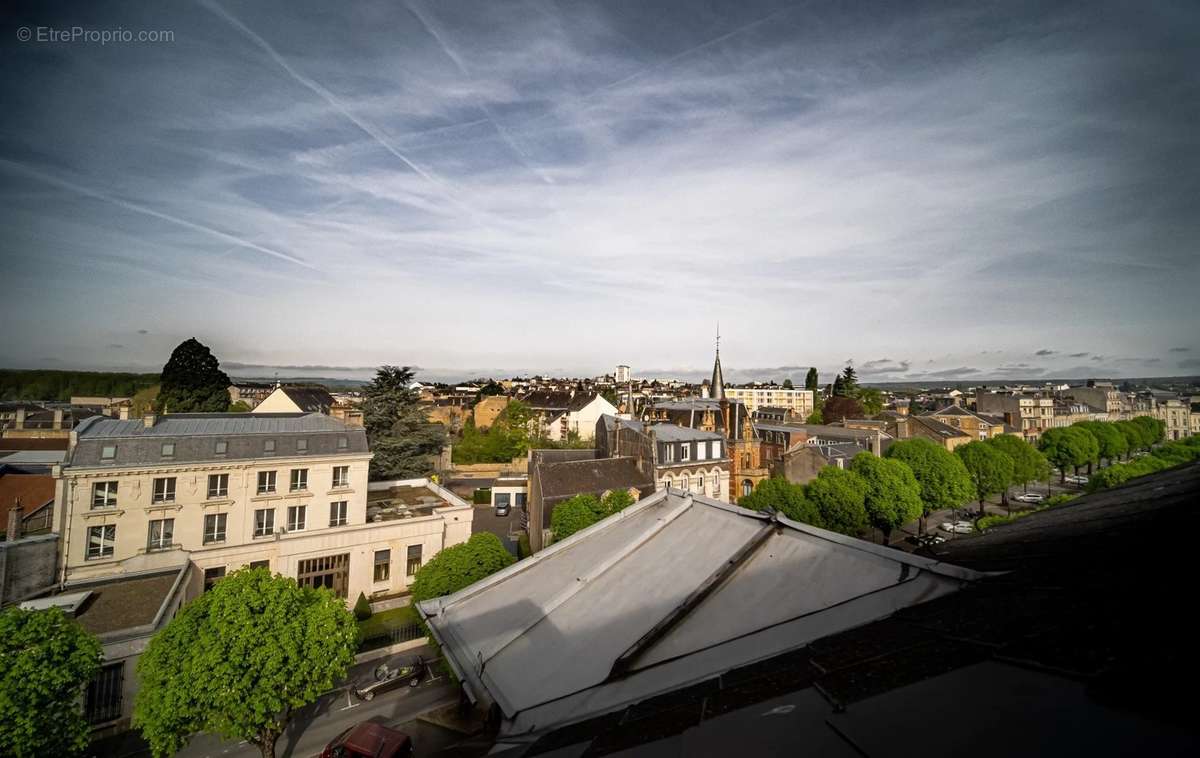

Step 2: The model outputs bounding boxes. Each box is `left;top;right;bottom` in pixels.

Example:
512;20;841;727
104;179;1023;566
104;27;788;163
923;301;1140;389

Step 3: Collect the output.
712;473;721;497
742;479;753;497
698;475;705;495
682;474;690;492
662;477;672;491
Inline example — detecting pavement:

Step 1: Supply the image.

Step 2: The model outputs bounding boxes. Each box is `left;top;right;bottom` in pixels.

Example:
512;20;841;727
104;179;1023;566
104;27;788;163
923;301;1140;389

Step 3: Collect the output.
91;645;461;758
470;502;524;557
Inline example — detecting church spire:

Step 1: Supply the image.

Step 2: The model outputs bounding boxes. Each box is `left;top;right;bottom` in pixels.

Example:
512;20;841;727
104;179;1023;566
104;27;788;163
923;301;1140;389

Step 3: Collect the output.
710;323;725;401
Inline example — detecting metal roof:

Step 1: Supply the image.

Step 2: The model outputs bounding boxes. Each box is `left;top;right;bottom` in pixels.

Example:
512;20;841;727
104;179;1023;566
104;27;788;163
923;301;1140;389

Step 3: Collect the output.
419;489;980;738
648;423;723;442
75;412;352;438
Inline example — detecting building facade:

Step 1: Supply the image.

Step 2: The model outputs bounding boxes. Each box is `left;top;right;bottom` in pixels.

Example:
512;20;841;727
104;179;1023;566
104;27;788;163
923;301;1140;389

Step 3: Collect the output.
724;386;815;416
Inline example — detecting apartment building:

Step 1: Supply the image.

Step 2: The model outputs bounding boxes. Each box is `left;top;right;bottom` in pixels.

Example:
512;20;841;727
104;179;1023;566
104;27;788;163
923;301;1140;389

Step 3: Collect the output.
974;392;1054;442
1064;382;1124;420
1154;399;1192;441
54;412;472;602
723;386;814;416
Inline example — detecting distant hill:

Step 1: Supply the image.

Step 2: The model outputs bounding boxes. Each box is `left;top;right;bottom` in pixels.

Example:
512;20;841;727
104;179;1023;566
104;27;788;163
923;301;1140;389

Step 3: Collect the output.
0;369;160;402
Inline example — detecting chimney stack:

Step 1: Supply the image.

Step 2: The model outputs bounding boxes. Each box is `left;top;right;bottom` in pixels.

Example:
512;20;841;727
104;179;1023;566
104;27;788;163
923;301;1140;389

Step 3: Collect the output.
53;408;65;430
143;413;157;428
14;407;25;430
7;498;22;542
119;405;130;421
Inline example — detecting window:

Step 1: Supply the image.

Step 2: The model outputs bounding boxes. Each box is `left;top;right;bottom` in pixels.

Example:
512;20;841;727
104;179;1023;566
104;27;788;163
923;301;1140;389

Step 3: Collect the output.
680;444;691;462
254;508;275;537
713;441;722;458
204;566;225;591
207;473;229;499
698;476;706;495
663;444;674;463
248;559;270;570
92;481;118;509
682;474;690;492
160;442;175;458
85;662;124;724
257;470;276;494
742;479;753;498
374;549;391;582
215;439;228;456
264;439;276;454
290;468;308;492
697;442;707;461
329;501;348;527
86;524;116;559
152;477;176;504
147;518;174;551
287;505;306;532
337;436;348;450
101;444;116;461
204;513;227;544
713;474;721;497
332;465;350;488
296;438;308;453
406;544;422;576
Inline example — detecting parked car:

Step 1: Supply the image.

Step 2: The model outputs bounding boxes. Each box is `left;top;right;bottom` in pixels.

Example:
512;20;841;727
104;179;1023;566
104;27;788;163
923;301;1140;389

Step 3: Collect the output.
495;502;510;517
1014;493;1045;504
321;722;412;758
938;521;974;535
1064;475;1089;485
353;655;427;701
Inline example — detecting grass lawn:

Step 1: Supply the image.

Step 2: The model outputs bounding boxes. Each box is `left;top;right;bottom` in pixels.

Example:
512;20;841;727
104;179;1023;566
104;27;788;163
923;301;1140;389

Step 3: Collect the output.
357;604;420;642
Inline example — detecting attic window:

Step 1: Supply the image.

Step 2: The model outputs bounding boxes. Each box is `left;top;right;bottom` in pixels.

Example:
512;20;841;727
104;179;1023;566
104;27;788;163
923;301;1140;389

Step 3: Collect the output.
101;445;116;461
336;436;348;450
215;440;228;456
161;442;175;458
264;439;276;454
296;439;308;453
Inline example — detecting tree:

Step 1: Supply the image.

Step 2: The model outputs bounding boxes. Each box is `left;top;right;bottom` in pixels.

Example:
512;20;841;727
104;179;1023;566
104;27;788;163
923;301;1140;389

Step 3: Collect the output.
550;494;604;541
1131;415;1165;448
804;367;819;391
1074;421;1126;469
821;395;864;423
850;453;923;544
352;592;372;621
155;338;232;413
361;366;447;479
133;568;357;758
409;533;516;602
601;488;636;514
228;400;252;413
987;434;1050;494
884;438;974;533
1114;420;1143;459
738;477;822;526
0;607;102;758
831;374;844;396
131;384;160;416
1038;426;1096;481
782;378;794;390
956;441;1015;516
804;467;869;536
858;387;884;417
837;365;858;396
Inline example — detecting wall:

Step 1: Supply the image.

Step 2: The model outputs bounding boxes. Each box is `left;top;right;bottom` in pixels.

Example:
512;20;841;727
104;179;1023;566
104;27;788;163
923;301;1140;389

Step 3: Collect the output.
0;533;58;604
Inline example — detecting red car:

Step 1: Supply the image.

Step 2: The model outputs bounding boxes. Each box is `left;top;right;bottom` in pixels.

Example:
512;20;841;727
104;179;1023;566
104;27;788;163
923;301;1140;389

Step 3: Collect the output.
321;722;413;758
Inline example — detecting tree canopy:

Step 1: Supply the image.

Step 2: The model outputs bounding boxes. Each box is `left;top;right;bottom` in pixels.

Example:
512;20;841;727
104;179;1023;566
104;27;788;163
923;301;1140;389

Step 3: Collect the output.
361;366;447;479
986;434;1050;491
454;400;533;464
850;453;923;543
1038;426;1099;480
857;387;884;417
133;568;358;758
1074;421;1127;463
821;395;864;423
804;467;869;536
884;437;973;528
155;338;232;413
738;477;822;526
955;440;1015;515
550;490;639;542
0;368;159;402
0;607;102;758
409;533;516;602
804;367;819;391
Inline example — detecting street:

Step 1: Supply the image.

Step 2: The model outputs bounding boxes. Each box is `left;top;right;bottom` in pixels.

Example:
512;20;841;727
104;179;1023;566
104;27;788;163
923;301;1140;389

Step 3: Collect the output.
93;646;460;758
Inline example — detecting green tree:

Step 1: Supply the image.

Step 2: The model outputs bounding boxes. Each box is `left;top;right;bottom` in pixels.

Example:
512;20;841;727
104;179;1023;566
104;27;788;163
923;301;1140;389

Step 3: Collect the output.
1131;415;1165;447
850;453;923;544
804;367;819;391
884;438;974;533
821;395;864;423
409;533;516;602
228;400;252;413
155;338;232;413
133;568;357;758
738;477;823;526
804;467;869;536
131;384;160;416
987;434;1051;494
0;607;102;758
956;440;1015;516
550;494;604;541
362;366;447;479
1074;421;1126;469
352;592;372;621
858;387;884;417
1113;420;1144;459
601;488;636;514
836;365;858;396
1038;426;1097;481
782;378;794;390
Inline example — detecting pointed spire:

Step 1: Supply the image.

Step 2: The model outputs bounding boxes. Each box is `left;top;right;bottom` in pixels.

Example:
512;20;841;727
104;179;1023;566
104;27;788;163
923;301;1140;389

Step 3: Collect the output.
710;324;725;401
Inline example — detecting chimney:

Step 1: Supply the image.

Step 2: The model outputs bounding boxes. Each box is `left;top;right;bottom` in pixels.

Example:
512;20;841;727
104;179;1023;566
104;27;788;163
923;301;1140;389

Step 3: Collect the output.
614;417;622;457
143;413;157;428
119;405;130;420
7;498;22;542
871;433;882;456
14;407;25;430
53;408;65;430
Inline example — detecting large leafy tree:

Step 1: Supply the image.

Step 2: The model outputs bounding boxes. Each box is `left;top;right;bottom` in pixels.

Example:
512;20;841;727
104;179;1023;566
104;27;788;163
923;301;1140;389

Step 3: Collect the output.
850;453;923;544
1113;420;1144;459
738;477;822;526
821;395;864;423
804;367;819;391
956;440;1015;516
156;338;232;413
858;387;884;417
410;533;516;601
1131;415;1165;448
362;366;447;479
987;434;1051;494
884;437;973;533
0;607;102;758
550;494;604;542
804;467;869;536
1074;421;1127;470
133;569;357;758
1038;426;1097;481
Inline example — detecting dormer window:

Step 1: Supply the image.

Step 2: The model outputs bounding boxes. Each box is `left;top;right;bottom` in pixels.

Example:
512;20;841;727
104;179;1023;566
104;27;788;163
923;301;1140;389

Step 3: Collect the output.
101;445;116;461
264;439;276;454
215;440;228;456
296;438;308;453
336;436;348;450
161;442;175;458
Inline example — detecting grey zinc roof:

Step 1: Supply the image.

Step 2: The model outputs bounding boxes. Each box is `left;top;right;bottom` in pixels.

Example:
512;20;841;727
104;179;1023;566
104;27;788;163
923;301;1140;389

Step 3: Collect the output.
68;413;368;468
419;490;980;738
648;423;723;442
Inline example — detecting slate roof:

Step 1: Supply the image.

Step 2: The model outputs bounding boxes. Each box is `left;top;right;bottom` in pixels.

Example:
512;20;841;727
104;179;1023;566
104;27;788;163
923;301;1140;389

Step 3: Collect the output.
273;386;335;413
67;413;368;468
909;415;972;439
520;390;575;411
419;490;979;740
512;461;1200;757
536;456;654;503
648;423;723;442
0;473;54;512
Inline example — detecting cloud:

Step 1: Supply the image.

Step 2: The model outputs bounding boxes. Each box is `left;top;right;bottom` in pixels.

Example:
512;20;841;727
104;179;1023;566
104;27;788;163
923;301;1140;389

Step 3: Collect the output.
915;367;982;379
1068;352;1089;358
106;344;125;349
1091;356;1105;362
1177;358;1200;369
859;358;911;374
1035;349;1055;356
1169;347;1190;353
137;330;150;335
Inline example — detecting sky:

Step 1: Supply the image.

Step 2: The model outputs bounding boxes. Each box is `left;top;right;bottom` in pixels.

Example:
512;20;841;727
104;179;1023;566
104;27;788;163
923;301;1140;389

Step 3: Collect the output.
1;0;1198;385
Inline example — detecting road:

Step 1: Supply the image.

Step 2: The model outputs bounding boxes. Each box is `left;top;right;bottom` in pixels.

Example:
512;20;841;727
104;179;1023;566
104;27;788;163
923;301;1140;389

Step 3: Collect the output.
94;646;459;758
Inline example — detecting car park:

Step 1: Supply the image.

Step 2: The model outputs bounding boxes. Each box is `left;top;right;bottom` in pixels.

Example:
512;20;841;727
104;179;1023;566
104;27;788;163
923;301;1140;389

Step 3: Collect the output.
352;655;427;701
321;722;413;758
1014;493;1045;504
